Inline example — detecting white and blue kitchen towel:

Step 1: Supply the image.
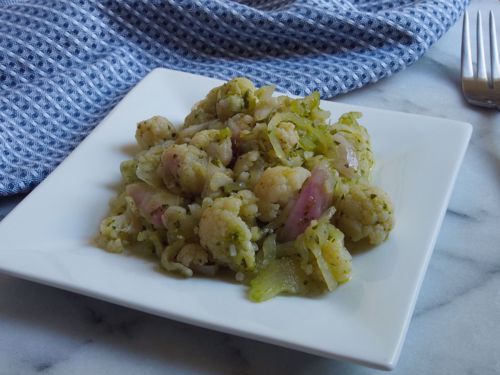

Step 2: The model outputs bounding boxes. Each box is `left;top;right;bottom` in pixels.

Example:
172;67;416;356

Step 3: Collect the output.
0;0;467;195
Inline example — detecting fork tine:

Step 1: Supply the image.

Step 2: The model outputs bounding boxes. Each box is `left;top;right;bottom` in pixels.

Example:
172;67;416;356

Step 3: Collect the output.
461;11;473;79
476;11;488;81
490;11;500;86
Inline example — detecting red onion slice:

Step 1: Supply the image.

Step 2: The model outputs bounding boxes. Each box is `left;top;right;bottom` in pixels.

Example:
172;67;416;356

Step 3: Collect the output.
279;168;332;242
126;183;165;229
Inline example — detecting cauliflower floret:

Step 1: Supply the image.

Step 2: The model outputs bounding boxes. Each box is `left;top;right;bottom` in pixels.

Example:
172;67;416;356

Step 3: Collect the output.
184;87;219;127
233;151;267;188
334;183;394;245
216;77;256;120
99;215;133;253
265;113;304;167
227;113;254;136
155;203;203;277
295;213;352;291
198;196;255;271
98;194;142;253
176;122;209;143
135;116;177;149
202;163;234;199
254;166;311;222
159;144;208;195
190;128;233;166
274;121;299;152
235;189;259;225
330;112;374;180
163;205;200;245
122;143;175;189
120;159;139;185
254;84;278;121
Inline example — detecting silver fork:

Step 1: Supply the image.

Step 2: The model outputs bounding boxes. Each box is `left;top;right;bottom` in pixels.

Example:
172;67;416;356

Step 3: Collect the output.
461;11;500;110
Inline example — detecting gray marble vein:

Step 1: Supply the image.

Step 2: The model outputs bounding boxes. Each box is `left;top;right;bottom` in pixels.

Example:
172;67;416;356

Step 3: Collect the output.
446;209;477;221
0;1;499;374
413;248;500;319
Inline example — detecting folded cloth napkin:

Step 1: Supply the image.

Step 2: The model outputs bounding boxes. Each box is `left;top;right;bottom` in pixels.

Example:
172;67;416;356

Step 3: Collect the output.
0;0;467;195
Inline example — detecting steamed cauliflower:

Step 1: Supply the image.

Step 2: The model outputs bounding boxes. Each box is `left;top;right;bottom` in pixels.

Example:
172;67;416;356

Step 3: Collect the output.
136;116;176;149
334;184;394;245
120;159;139;185
190;128;233;166
98;77;394;302
199;196;256;271
234;189;259;225
254;166;311;221
216;77;256;120
227;113;254;135
184;87;219;127
274;121;299;153
233;150;266;188
160;144;208;195
163;205;200;245
202;163;234;199
295;212;352;291
98;194;141;253
253;84;277;121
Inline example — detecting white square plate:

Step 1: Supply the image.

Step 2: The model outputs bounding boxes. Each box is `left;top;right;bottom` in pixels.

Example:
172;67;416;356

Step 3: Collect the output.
0;68;471;370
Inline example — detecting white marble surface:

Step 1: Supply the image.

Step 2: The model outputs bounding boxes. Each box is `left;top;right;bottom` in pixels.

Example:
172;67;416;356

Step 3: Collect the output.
0;1;499;374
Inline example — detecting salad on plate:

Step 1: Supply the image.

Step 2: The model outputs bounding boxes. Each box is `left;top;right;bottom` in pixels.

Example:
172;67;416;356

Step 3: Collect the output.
98;77;394;302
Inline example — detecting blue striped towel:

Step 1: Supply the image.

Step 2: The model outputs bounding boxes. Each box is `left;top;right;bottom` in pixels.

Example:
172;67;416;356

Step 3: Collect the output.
0;0;467;195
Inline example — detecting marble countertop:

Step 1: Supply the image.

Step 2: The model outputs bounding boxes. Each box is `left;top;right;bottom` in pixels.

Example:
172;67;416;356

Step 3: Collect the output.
1;1;499;374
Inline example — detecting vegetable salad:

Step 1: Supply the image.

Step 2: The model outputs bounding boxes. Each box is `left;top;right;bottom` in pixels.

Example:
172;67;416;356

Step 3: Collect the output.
98;78;394;302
